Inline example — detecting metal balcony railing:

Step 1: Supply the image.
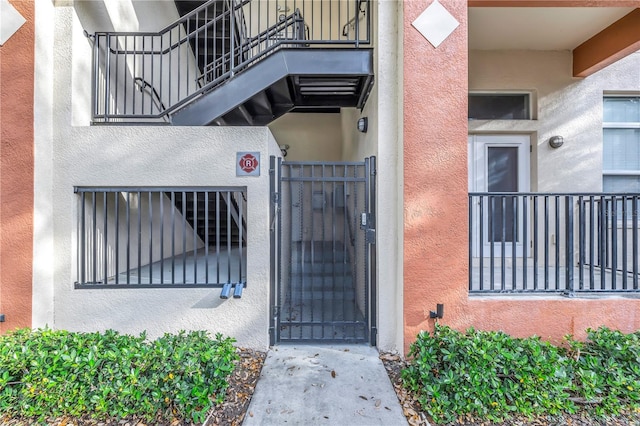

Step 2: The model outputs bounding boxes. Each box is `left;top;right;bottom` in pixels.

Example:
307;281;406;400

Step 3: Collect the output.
75;187;246;288
90;0;371;124
469;193;640;295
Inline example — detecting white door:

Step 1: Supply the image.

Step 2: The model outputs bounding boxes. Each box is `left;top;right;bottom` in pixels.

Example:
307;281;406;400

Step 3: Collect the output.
469;134;530;257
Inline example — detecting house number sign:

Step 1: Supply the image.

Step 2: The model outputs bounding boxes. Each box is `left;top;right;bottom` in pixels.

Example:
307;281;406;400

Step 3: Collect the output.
236;152;260;176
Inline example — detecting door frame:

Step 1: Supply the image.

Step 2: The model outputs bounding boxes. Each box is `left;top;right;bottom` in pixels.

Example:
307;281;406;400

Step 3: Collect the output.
468;134;531;257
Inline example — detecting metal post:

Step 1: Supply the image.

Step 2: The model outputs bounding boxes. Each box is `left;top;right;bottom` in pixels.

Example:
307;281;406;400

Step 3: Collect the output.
565;196;574;295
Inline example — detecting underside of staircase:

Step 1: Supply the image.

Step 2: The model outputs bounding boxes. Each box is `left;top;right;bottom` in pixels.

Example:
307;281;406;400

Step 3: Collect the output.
172;48;374;126
172;0;374;126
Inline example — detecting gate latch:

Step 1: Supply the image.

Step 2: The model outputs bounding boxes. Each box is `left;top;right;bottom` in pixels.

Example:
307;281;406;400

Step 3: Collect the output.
361;212;376;244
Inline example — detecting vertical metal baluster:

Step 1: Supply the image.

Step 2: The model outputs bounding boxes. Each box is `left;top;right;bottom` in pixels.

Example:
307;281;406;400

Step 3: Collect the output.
114;37;119;117
479;195;484;291
149;192;153;284
522;195;528;291
194;191;198;284
321;164;326;339
578;196;585;290
368;156;377;344
104;36;111;121
92;192;97;283
310;165;316;338
80;192;86;284
589;196;595;289
544;196;549;290
600;196;606;290
332;164;337;338
468;194;473;292
633;195;639;289
115;192;120;284
182;192;187;284
277;159;283;342
160;192;164;285
126;192;131;284
216;191;221;284
611;195;618;290
171;192;176;284
489;196;494;291
205;191;210;284
554;196;560;290
511;195;517;291
566;196;574;294
622;195;628;290
227;191;232;286
533;196;539;291
238;190;244;289
500;196;506;291
137;191;142;284
103;192;108;284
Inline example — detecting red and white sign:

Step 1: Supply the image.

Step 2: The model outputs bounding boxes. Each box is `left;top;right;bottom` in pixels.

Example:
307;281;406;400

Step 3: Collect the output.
236;152;260;176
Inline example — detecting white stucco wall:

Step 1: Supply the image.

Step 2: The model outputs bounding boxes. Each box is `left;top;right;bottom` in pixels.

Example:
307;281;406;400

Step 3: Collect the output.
469;50;640;193
33;1;281;349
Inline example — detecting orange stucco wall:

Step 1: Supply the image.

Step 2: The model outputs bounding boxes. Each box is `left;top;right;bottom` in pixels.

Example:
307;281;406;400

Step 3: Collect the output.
403;0;640;352
403;0;470;350
0;0;35;333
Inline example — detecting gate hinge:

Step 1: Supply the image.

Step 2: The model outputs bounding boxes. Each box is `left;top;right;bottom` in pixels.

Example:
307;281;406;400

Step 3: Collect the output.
272;192;280;204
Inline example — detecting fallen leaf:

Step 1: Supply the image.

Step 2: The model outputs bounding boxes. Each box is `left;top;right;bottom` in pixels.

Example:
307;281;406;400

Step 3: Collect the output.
359;395;368;400
331;370;336;378
375;399;381;407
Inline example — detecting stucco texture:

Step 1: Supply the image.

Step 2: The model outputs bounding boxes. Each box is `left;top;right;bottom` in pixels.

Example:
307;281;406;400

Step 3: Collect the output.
0;0;34;333
403;0;470;351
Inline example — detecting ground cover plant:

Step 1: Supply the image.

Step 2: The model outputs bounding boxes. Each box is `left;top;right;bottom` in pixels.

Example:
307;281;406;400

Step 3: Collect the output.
401;324;640;425
0;328;238;424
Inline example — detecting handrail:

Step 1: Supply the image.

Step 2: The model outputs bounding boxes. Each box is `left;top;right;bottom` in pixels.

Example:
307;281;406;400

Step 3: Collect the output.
92;0;371;123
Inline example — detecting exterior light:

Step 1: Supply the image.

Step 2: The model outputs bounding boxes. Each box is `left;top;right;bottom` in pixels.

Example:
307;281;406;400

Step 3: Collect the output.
357;117;368;133
549;135;564;148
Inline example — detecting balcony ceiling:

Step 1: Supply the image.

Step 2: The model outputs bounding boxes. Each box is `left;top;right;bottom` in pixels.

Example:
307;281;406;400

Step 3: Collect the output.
469;7;635;50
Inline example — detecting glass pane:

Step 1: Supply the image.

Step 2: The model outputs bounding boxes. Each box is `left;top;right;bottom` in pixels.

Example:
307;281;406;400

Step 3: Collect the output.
604;97;640;123
603;129;640;171
469;94;530;120
604;175;640;192
488;147;518;192
487;147;519;243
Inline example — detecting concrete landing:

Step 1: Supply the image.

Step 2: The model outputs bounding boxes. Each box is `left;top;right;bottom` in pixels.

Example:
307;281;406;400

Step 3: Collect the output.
243;345;408;425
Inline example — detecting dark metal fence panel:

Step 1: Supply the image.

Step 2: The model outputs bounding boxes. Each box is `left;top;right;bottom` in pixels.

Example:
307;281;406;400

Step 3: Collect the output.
271;159;375;343
469;192;640;294
91;0;372;123
75;187;246;288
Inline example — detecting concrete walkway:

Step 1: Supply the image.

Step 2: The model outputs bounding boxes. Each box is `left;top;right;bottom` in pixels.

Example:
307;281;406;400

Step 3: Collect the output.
243;345;408;425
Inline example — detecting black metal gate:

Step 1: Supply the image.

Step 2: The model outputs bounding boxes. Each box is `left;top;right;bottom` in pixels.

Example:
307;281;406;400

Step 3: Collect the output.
269;157;376;344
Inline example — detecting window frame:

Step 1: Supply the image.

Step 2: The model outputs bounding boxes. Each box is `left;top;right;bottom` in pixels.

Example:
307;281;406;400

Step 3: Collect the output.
468;91;535;121
602;95;640;191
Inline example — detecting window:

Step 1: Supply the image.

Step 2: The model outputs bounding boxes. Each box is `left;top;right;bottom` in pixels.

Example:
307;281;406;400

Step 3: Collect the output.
603;96;640;193
75;188;247;288
469;93;531;120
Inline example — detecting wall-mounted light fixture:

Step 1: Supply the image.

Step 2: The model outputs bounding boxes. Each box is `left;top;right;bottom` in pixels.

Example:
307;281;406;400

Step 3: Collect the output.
280;144;290;157
357;117;368;133
549;135;564;149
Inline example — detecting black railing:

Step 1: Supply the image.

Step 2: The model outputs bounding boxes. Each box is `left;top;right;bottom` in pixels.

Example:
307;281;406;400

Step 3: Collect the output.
75;187;246;288
469;193;640;295
91;0;371;123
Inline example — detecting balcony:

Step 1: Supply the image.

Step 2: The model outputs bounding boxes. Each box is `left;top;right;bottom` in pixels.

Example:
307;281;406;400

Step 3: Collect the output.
469;193;640;295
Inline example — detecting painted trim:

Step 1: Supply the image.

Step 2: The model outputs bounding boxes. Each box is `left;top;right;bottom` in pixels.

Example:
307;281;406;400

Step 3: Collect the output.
573;9;640;78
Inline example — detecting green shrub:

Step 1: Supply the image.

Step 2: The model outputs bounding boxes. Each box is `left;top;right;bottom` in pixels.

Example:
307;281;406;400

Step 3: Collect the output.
0;328;238;424
565;327;640;416
402;324;569;423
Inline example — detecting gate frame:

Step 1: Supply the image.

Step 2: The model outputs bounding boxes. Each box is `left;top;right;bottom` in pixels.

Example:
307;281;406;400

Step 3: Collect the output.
269;156;377;345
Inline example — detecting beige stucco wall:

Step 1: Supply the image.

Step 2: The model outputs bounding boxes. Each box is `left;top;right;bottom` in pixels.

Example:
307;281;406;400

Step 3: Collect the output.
469;50;640;192
269;113;343;161
33;1;280;349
